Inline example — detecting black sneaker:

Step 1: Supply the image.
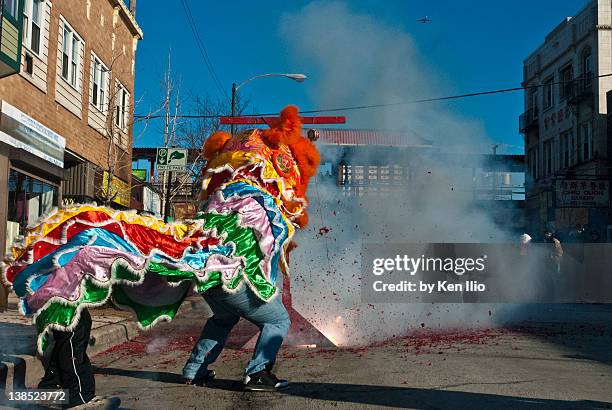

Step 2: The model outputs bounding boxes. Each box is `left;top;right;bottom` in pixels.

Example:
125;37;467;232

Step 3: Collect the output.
184;369;216;386
243;369;289;391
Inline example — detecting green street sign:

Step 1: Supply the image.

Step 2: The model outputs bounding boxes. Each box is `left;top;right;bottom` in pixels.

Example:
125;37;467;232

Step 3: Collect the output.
156;147;187;171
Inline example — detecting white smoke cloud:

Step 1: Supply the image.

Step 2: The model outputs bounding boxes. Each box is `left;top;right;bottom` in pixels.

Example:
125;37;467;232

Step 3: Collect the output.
280;1;528;345
280;1;490;152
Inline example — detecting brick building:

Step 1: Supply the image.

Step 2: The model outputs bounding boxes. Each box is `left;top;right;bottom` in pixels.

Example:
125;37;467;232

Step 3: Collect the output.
0;0;142;256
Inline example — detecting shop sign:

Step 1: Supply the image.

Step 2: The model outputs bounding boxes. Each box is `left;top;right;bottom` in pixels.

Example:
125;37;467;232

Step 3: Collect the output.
132;169;147;180
556;179;610;208
0;101;65;167
101;171;131;207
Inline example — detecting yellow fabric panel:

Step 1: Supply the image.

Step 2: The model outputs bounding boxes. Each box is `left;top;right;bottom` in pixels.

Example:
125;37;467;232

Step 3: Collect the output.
21;205;193;252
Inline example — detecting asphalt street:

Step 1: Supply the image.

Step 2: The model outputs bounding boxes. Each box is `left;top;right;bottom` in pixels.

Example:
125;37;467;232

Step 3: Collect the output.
87;304;612;410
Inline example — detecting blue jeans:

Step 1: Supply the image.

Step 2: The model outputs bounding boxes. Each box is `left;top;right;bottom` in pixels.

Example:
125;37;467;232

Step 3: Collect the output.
182;280;291;380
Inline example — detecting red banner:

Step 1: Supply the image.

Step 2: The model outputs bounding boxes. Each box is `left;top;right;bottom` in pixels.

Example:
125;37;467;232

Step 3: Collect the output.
220;116;346;125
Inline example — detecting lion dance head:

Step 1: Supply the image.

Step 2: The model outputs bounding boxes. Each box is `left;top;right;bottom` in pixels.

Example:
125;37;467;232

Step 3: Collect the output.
201;105;320;228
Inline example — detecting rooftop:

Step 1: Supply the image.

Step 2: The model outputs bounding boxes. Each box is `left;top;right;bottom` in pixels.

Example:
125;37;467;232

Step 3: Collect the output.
303;128;434;147
110;0;143;39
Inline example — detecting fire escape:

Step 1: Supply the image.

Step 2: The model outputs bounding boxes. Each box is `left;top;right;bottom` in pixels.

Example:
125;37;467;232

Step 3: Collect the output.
567;73;594;106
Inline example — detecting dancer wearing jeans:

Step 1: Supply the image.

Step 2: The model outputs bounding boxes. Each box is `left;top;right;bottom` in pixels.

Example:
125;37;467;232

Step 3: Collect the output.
183;276;291;391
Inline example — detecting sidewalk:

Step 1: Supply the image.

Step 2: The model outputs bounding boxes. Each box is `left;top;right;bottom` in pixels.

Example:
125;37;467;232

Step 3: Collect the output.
0;292;206;396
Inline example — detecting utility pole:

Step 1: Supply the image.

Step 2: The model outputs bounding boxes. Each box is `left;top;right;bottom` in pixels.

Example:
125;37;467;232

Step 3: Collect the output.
230;82;236;137
165;82;181;222
229;73;306;137
161;54;172;220
164;167;173;222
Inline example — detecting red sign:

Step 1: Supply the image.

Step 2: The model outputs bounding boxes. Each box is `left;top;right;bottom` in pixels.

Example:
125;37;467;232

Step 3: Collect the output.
220;116;346;125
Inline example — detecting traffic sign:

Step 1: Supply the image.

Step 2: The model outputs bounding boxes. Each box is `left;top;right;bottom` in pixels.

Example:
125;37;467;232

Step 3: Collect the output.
156;147;187;171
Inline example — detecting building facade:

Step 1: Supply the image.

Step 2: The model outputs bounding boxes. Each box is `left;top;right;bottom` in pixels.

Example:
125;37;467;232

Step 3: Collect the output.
130;173;161;217
521;0;612;242
0;0;142;256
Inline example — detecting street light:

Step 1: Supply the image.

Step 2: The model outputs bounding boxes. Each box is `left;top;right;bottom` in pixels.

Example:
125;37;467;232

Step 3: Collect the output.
230;73;307;135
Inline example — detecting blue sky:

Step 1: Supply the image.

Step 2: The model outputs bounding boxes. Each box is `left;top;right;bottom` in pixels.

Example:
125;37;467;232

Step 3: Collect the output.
133;0;588;154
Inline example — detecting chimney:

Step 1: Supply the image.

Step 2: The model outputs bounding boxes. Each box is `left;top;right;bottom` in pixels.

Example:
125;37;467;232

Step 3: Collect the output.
129;0;136;17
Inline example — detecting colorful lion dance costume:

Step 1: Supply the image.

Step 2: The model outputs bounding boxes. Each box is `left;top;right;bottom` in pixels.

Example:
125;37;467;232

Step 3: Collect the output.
1;106;320;353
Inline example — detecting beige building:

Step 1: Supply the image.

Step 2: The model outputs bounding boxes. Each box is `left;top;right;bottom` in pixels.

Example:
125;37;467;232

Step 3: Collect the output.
521;0;612;241
0;0;142;258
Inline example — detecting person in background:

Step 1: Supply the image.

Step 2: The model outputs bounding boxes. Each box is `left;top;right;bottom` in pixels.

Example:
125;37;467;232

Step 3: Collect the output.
567;224;586;263
568;224;586;243
544;230;563;274
542;230;563;302
519;233;532;256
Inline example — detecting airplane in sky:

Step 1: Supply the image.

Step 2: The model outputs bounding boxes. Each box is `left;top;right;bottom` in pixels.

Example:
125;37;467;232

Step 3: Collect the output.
417;16;432;23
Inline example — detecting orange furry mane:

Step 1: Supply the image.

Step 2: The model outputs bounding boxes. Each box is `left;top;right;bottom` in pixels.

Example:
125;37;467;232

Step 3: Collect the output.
203;131;232;161
261;105;302;146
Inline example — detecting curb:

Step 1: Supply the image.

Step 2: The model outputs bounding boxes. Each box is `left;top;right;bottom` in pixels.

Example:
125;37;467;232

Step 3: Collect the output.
0;296;204;398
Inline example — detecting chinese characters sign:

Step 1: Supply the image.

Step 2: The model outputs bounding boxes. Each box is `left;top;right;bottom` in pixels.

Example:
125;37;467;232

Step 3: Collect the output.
556;179;610;208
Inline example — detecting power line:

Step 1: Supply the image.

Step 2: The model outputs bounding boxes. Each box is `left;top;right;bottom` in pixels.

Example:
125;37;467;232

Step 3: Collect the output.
180;0;227;99
135;73;612;120
179;0;229;100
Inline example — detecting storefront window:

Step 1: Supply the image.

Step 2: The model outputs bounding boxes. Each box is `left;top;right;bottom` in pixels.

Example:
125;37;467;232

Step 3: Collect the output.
7;169;58;239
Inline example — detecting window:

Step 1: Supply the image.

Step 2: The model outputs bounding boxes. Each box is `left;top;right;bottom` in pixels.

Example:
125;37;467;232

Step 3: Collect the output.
530;148;538;179
7;169;58;236
544;140;553;175
543;77;554;109
583;49;593;89
529;88;538;117
23;0;42;54
91;55;108;111
560;65;573;100
60;20;82;88
570;133;576;165
579;122;593;161
115;83;129;130
583;51;592;74
561;132;570;168
3;0;19;19
25;54;33;74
